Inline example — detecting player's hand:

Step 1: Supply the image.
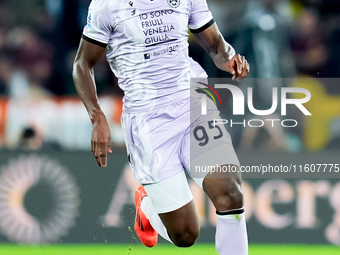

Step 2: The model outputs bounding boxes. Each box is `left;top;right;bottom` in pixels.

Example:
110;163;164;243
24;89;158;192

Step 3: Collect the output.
91;112;112;167
225;54;250;82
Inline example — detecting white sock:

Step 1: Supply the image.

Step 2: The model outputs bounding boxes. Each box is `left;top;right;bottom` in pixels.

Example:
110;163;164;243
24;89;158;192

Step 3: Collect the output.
215;209;248;255
140;196;173;243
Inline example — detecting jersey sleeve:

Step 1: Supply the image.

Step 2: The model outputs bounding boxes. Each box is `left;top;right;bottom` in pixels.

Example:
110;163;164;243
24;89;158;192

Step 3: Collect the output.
82;0;114;47
188;0;214;33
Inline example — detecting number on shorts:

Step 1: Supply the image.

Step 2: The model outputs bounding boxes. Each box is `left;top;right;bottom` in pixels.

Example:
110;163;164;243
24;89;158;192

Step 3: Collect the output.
193;121;224;146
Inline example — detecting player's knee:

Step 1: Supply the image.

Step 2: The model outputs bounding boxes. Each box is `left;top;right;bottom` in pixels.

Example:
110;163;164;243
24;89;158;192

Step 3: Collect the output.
172;232;198;247
171;227;199;247
215;181;243;211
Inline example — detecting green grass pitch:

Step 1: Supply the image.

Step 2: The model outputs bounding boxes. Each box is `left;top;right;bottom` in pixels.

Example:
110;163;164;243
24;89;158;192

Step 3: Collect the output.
0;244;339;255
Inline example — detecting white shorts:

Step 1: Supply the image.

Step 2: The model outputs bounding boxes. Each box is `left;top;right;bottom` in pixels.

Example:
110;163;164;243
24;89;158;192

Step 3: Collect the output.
122;92;240;213
144;171;193;214
143;143;240;214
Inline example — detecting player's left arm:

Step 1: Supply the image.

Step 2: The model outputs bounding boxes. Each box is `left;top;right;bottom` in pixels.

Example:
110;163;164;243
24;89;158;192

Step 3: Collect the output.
193;23;250;81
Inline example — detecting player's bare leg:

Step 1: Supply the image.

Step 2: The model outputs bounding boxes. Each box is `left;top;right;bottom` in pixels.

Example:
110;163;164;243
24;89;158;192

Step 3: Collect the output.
203;165;243;211
203;164;248;255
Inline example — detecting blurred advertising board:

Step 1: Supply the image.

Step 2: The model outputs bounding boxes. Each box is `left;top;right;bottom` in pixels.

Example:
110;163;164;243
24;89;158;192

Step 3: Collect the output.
0;151;339;245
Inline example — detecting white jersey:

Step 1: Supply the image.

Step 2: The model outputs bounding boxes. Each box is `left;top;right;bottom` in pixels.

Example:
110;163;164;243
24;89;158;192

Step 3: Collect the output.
83;0;213;113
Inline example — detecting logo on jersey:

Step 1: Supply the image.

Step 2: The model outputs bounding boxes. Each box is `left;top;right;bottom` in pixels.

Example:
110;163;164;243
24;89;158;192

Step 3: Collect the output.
144;53;151;60
167;0;180;8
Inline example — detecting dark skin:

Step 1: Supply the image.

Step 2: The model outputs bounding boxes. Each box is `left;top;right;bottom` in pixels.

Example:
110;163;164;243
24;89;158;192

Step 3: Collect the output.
73;40;111;167
73;22;249;247
194;23;249;82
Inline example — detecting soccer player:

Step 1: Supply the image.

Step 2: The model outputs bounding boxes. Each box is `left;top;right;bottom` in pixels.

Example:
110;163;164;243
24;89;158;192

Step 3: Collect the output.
73;0;249;254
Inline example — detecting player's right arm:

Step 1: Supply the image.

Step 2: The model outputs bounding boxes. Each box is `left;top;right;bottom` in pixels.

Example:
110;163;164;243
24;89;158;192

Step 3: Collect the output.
73;39;112;167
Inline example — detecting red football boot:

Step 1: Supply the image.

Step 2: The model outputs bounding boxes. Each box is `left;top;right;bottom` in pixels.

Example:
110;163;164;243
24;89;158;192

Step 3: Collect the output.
134;186;158;247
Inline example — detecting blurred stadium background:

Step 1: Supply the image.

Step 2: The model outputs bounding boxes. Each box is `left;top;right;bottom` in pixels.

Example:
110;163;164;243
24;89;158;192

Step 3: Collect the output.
0;0;340;254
